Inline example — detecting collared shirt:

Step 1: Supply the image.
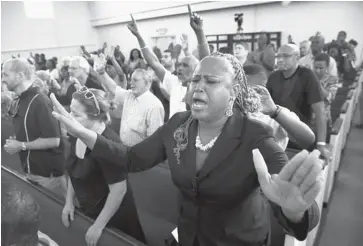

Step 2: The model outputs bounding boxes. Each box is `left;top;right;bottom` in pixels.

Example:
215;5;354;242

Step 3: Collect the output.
311;74;340;127
12;86;64;177
162;70;188;119
299;53;338;77
115;87;164;146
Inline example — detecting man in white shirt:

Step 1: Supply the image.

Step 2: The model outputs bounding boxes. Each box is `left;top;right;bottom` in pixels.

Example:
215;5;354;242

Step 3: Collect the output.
98;67;164;146
299;35;338;77
126;13;210;119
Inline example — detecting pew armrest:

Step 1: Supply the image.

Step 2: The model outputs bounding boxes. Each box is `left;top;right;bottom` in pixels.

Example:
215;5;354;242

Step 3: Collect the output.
347;90;354;99
330;118;343;135
349;82;358;89
340;101;349;113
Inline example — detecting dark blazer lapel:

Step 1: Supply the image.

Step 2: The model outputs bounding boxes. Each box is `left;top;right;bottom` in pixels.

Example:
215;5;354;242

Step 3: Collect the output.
198;109;244;180
179;117;198;185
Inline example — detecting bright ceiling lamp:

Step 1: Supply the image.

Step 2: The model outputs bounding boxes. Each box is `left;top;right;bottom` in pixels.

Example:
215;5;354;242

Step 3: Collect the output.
24;1;54;19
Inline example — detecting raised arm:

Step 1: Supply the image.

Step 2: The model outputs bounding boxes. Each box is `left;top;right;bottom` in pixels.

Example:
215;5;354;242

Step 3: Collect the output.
50;93;167;172
257;85;315;149
94;58;128;104
188;4;210;60
127;15;167;82
109;46;126;78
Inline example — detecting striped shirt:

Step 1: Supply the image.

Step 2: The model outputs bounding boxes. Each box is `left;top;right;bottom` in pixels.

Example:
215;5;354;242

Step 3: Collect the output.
115;87;164;146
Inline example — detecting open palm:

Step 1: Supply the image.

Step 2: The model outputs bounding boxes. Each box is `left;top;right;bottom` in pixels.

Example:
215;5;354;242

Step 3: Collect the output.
253;149;324;214
50;93;85;137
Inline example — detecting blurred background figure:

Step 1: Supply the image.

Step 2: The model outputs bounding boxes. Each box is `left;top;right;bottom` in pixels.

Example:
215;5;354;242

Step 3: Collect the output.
2;182;59;246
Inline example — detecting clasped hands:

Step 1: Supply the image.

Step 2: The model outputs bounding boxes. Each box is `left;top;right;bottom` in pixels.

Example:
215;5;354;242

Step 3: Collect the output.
253;149;324;222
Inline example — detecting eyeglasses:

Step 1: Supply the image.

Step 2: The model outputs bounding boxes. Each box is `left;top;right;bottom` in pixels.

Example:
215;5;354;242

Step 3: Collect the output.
275;54;295;59
76;86;100;115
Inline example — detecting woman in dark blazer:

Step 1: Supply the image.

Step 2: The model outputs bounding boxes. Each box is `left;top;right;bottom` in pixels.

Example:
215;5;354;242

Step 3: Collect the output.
51;53;323;246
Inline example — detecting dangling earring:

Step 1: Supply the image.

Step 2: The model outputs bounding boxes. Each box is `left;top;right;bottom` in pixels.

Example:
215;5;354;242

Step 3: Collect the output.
226;98;234;117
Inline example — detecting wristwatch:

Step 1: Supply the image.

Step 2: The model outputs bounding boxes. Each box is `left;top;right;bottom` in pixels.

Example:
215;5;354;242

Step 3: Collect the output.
21;142;27;151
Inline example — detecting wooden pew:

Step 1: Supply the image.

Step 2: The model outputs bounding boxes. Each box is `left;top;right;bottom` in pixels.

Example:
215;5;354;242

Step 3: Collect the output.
324;118;343;205
1;167;146;246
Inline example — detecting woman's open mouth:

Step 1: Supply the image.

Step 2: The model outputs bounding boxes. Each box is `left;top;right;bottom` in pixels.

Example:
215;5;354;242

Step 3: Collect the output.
192;98;207;110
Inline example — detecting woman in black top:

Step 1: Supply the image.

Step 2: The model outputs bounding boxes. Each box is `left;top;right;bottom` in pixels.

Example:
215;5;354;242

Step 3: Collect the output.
61;87;146;245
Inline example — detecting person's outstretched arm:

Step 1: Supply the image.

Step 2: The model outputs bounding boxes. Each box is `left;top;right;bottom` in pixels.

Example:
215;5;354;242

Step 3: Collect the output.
188;4;210;60
257;86;315;149
254;125;321;241
50;93;167;172
127;15;166;82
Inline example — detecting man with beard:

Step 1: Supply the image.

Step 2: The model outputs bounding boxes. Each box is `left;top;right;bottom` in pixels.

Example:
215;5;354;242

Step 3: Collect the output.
127;5;210;118
2;59;66;194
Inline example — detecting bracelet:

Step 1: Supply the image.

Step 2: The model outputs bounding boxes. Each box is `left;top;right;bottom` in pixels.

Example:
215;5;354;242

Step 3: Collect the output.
270;105;282;119
317;142;326;146
141;46;148;50
197;42;208;47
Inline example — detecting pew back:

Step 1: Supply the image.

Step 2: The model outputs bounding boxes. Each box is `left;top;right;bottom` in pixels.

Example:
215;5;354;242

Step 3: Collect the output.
1;167;146;246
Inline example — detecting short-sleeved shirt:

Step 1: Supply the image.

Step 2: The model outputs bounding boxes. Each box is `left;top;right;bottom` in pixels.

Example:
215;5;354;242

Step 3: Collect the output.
266;66;323;125
299;53;338;77
311;75;340;127
66;127;128;214
151;80;170;121
13;86;65;177
162;70;187;118
115;87;165;146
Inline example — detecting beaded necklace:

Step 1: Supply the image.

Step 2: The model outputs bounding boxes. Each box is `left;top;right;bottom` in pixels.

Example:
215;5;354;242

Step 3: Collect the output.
195;126;220;152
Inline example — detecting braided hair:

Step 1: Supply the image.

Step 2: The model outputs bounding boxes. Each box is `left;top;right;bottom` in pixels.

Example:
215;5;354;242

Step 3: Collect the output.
172;52;261;164
210;52;261;115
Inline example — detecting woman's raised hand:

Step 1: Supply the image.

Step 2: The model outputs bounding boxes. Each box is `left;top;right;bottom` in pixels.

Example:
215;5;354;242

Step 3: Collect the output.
188;4;203;32
253;149;324;219
127;14;140;37
254;85;277;116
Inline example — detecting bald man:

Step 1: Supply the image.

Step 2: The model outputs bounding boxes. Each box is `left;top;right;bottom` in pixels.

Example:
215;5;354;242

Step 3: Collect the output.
2;59;67;194
266;44;331;160
299;40;311;58
299;35;338;77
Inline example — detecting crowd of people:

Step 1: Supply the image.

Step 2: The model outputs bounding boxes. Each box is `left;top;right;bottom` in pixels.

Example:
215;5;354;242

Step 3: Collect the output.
2;4;362;246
